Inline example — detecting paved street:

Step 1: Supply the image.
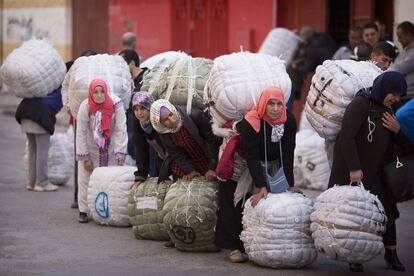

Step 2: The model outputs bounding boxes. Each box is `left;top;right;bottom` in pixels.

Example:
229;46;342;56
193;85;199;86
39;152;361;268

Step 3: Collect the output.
0;100;413;275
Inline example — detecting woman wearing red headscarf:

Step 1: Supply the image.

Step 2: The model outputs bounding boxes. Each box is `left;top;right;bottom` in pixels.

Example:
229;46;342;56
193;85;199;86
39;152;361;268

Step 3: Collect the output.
75;79;127;223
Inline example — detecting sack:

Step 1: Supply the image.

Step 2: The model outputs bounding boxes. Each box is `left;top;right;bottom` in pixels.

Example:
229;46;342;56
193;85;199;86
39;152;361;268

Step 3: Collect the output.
383;155;414;202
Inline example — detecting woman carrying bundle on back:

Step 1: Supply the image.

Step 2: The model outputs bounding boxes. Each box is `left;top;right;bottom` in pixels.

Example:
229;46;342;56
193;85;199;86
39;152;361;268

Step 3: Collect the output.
76;79;127;223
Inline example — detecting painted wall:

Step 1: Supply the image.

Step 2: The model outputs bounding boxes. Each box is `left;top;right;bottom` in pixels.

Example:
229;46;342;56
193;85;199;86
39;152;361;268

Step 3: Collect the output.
393;0;414;48
227;0;273;53
108;0;172;59
1;0;72;63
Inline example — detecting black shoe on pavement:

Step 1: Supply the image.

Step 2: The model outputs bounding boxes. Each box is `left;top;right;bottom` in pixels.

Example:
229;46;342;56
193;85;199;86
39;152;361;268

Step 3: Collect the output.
385;249;405;271
349;263;364;272
78;212;88;223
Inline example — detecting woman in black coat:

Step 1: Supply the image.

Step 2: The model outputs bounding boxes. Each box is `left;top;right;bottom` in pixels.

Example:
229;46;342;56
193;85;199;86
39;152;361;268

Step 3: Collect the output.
329;71;408;272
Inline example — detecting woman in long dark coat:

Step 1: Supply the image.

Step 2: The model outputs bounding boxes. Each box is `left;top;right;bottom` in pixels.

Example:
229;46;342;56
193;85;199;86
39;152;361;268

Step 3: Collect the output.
329;71;408;272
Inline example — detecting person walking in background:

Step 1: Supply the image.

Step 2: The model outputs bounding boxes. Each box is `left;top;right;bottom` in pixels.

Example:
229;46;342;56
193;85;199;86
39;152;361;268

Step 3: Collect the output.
15;86;63;192
76;79;127;223
332;27;363;60
121;32;136;51
362;22;382;47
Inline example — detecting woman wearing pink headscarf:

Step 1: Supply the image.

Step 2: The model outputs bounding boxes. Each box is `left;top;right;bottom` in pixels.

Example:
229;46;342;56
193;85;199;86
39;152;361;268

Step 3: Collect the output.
75;79;127;223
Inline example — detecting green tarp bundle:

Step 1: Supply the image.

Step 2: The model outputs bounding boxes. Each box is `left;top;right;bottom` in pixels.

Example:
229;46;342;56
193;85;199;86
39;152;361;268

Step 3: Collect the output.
128;178;170;241
163;177;218;252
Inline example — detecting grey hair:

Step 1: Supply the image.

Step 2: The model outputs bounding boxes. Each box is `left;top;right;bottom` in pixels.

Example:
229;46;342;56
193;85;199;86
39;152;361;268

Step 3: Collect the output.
122;32;137;48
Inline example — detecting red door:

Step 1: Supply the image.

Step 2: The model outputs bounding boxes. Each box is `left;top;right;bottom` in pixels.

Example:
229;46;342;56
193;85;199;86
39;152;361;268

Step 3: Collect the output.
350;0;375;27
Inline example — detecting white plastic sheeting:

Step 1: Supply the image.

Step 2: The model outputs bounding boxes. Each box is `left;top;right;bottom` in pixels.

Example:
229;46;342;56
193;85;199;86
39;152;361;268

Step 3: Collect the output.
310;184;387;263
258;28;300;64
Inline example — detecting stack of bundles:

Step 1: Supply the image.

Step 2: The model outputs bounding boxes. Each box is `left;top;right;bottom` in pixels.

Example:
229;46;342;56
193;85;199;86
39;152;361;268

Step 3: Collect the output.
62;54;133;118
204;52;291;130
87;166;136;226
0;39;66;98
128;178;170;241
163;177;218;252
304;60;382;140
310;184;387;263
298;109;314;132
240;192;317;268
23;127;74;186
258;28;300;64
141;54;212;113
140;51;188;70
294;129;330;190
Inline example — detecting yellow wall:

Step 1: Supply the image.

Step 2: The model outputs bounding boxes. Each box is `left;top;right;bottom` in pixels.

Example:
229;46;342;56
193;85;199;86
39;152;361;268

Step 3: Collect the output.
1;0;72;63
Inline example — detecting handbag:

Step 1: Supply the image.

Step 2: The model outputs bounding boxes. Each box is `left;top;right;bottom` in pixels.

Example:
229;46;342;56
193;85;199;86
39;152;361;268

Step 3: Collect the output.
383;154;414;202
263;121;289;193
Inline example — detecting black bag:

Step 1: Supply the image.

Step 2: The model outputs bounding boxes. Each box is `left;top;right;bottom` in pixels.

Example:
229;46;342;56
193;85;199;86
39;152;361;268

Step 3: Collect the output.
383;154;414;202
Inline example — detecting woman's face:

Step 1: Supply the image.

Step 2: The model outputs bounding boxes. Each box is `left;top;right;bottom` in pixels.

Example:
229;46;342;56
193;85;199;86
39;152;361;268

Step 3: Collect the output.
266;99;284;119
92;86;105;104
383;93;401;106
160;110;178;129
133;106;150;122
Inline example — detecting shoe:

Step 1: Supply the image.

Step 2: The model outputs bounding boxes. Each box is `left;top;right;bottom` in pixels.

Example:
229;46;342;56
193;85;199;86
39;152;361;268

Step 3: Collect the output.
78;212;88;223
349;263;364;272
33;183;58;192
229;249;249;263
385;249;405;271
26;185;34;191
70;202;79;209
163;240;175;248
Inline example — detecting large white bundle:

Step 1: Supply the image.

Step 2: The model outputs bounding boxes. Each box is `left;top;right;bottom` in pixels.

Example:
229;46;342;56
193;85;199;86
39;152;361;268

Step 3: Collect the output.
205;52;291;127
140;51;188;70
0;39;66;98
294;129;330;190
23;127;74;186
241;192;317;268
87;166;135;226
62;54;133;118
258;28;300;64
305;60;382;140
310;184;387;263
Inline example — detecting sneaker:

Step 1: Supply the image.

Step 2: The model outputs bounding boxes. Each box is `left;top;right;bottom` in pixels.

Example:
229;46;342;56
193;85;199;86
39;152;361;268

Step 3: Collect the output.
33;183;58;192
26;185;34;191
70;202;79;209
229;250;249;263
78;212;88;223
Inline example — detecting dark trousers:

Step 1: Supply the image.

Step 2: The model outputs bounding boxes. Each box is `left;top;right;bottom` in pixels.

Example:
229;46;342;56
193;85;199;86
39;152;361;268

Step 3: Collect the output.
383;220;397;246
215;179;246;251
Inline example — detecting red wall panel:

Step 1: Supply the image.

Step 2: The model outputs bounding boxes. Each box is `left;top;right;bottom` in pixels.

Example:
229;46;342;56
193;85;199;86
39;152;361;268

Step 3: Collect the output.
227;0;273;53
108;0;172;59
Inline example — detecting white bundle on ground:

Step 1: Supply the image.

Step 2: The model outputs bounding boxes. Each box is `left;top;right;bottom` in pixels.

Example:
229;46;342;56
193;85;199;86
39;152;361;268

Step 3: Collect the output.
23;127;74;186
310;184;387;263
304;60;382;140
141;55;212;113
241;192;317;268
0;39;66;98
87;166;136;226
258;28;300;64
140;51;188;70
204;52;291;129
62;54;133;118
294;129;330;190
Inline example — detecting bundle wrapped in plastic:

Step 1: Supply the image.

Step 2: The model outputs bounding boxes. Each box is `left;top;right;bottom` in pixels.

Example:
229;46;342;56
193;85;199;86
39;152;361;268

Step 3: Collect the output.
304;60;382;140
87;166;136;226
0;39;66;98
204;52;291;130
141;55;212;113
310;184;387;263
258;28;300;64
163;177;218;252
62;54;133;118
140;51;188;70
241;192;317;268
23;127;74;186
128;178;170;240
294;129;330;190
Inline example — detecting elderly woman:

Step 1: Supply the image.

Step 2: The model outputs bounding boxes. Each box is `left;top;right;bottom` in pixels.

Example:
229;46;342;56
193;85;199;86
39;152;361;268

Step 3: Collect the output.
329;71;408;272
149;99;219;182
76;79;127;223
130;92;167;187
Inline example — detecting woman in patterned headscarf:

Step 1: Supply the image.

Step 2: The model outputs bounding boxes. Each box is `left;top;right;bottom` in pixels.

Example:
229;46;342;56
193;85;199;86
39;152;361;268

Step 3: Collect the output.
150;99;220;182
76;79;127;223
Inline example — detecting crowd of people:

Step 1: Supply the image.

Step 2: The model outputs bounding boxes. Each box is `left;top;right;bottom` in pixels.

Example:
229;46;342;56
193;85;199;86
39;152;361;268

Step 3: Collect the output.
12;19;414;273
